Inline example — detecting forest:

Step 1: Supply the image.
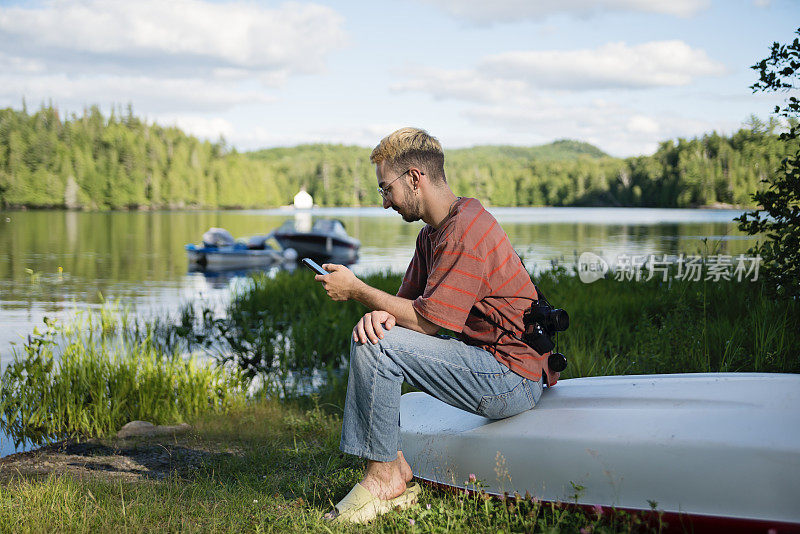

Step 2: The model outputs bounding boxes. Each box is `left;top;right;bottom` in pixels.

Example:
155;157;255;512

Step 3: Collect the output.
0;105;793;210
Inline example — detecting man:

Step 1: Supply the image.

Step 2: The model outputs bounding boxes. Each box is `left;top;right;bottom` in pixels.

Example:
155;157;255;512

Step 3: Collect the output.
317;127;559;523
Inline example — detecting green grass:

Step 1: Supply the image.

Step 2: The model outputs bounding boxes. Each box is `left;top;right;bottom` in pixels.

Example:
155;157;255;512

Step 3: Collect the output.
1;268;797;532
0;400;665;533
10;267;793;443
162;267;799;408
0;305;246;447
161;269;406;397
552;270;799;377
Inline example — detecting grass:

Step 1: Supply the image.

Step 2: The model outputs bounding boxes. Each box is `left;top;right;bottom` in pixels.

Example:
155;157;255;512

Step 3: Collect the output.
0;399;666;533
0;305;246;447
534;267;800;377
149;269;403;398
1;267;798;532
162;267;800;404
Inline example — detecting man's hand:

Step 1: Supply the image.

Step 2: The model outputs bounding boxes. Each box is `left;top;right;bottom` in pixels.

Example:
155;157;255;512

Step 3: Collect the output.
353;310;396;344
316;264;361;301
315;264;437;337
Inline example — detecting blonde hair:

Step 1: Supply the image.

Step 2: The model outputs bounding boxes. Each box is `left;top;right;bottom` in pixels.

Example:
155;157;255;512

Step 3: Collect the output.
370;127;446;183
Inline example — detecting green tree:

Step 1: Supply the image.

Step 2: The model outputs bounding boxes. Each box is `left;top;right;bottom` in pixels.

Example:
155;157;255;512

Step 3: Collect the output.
736;28;800;299
0;104;792;210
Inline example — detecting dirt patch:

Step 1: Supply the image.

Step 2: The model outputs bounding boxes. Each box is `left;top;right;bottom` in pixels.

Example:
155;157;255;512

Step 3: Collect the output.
0;436;241;483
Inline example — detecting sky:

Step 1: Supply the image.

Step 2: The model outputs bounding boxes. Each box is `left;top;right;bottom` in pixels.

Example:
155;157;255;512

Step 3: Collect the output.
0;0;797;157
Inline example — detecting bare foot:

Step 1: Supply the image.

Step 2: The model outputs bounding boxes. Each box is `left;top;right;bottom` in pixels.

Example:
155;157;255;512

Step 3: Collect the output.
397;450;413;483
359;451;413;500
324;451;414;520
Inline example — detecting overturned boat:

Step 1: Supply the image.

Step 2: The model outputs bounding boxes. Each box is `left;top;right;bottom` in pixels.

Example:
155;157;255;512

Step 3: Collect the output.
400;373;800;531
185;227;294;270
272;219;360;262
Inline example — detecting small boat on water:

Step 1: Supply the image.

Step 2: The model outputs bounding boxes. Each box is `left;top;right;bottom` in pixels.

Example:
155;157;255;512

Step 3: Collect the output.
272;218;360;262
400;373;800;531
185;227;295;270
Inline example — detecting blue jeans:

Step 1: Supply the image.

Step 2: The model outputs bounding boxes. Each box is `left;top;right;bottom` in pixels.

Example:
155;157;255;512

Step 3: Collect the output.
339;326;543;462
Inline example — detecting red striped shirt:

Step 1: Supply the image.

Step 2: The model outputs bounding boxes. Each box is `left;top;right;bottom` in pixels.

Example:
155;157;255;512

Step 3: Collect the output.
397;197;551;382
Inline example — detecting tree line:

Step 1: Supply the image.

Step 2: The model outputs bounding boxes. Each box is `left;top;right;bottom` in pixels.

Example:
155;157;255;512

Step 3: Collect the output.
0;105;793;210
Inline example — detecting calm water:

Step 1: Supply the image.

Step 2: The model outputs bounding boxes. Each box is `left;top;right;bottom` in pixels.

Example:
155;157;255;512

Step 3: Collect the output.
0;206;754;456
0;207;755;366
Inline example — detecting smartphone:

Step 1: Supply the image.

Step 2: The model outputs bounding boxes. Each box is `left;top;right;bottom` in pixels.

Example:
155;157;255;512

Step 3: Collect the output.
302;257;329;276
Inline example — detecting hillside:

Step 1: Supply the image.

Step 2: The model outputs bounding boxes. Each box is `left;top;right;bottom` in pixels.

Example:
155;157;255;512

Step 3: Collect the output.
0;105;791;209
248;139;608;163
447;140;608;162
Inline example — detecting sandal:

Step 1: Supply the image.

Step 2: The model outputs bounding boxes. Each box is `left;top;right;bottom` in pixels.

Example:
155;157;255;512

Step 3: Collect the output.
326;481;421;524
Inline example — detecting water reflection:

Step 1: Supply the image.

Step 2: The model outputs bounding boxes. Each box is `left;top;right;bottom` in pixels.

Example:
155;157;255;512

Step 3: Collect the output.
0;207;754;366
0;206;758;457
187;266;288;290
294;211;312;233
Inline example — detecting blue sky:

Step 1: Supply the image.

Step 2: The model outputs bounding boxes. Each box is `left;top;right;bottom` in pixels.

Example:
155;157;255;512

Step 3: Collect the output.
0;0;797;156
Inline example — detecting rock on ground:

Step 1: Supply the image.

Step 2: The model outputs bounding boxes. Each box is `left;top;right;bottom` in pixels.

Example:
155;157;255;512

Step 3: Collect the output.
116;421;191;439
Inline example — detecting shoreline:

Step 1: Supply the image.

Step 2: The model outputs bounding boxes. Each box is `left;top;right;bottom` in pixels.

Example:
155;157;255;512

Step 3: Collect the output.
0;202;756;212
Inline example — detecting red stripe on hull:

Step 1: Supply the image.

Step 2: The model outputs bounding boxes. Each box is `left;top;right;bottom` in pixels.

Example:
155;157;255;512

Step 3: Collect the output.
416;478;800;534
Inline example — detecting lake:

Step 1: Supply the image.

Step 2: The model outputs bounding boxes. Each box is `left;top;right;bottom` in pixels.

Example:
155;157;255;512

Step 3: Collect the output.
0;206;756;366
0;206;755;456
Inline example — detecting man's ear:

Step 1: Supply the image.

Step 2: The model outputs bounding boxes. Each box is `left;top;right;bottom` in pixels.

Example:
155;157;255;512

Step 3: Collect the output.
409;167;423;189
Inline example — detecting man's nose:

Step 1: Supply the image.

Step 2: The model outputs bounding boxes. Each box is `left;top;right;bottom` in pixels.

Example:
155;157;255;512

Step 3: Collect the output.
382;196;392;209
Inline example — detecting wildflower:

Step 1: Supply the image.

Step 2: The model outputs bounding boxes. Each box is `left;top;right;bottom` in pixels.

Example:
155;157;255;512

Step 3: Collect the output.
426;504;431;510
593;504;604;517
468;473;477;483
253;499;258;504
409;519;415;526
580;527;593;534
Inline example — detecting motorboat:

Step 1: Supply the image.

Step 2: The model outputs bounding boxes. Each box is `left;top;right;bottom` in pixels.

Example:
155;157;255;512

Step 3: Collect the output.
185;227;294;270
271;218;360;262
400;373;800;532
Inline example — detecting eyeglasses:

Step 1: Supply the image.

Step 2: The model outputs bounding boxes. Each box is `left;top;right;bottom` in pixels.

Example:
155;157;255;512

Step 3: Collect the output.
377;169;410;199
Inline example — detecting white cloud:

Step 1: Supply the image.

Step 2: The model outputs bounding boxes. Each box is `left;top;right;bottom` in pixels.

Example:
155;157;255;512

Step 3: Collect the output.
395;41;725;111
231;124;402;151
463;100;728;156
482;41;726;90
0;0;345;122
421;0;710;23
0;52;47;75
392;68;532;104
0;0;347;77
153;115;236;142
0;73;274;113
391;40;728;155
627;115;660;134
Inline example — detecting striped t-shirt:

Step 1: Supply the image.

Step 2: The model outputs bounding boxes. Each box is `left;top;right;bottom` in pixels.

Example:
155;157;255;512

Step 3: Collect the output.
397;197;554;383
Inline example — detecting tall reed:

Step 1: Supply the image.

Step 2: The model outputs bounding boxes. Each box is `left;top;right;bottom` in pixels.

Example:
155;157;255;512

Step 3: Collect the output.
167;269;401;397
0;306;246;447
167;267;799;406
18;265;790;444
539;267;800;377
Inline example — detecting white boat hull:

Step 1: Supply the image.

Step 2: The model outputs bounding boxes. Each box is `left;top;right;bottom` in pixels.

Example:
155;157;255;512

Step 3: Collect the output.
186;247;283;269
272;235;359;262
400;373;800;526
